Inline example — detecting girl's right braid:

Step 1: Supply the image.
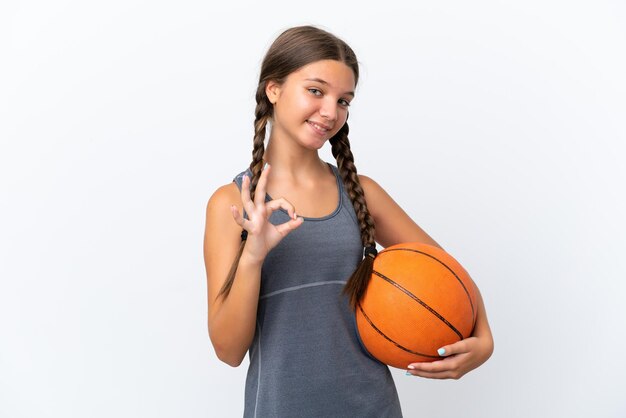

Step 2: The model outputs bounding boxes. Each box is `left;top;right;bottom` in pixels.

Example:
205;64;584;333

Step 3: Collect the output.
248;86;272;201
330;123;377;310
217;88;271;300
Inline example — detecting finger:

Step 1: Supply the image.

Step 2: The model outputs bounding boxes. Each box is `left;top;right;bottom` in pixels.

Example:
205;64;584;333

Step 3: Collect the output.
406;357;463;379
437;338;473;357
274;216;304;237
405;369;459;380
407;358;454;374
406;361;464;380
230;205;245;228
254;163;270;207
265;197;298;220
241;174;255;214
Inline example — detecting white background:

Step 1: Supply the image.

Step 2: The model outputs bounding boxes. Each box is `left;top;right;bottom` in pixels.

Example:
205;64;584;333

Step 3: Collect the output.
1;1;625;417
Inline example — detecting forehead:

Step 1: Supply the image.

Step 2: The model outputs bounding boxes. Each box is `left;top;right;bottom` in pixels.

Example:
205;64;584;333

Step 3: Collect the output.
290;60;356;94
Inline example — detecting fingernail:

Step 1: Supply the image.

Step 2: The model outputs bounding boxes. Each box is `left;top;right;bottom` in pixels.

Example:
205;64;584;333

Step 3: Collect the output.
437;348;446;356
405;371;413;376
293;212;298;220
407;365;415;370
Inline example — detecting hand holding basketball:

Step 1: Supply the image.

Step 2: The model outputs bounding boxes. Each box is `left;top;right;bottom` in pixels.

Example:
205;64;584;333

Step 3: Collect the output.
230;164;304;263
405;332;494;379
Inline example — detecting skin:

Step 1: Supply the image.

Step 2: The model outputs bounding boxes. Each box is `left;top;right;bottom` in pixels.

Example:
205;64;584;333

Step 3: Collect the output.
203;59;494;377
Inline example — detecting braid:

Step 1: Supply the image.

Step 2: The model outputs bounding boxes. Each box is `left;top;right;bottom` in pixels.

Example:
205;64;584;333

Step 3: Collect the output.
249;85;272;201
330;122;377;310
217;86;272;300
330;123;376;246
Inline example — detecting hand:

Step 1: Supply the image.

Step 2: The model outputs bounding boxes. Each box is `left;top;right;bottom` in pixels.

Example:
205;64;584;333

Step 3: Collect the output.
230;164;304;263
405;335;494;380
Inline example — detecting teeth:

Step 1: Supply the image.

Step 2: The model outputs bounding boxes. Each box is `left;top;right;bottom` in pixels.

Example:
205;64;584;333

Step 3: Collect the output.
308;121;328;132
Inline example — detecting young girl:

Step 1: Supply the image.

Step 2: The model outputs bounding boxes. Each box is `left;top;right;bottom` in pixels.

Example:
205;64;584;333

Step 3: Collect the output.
204;25;494;417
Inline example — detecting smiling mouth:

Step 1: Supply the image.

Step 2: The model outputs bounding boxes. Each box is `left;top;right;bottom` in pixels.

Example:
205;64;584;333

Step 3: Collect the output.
306;120;331;135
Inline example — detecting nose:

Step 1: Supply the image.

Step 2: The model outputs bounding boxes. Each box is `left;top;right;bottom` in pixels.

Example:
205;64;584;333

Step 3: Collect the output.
319;99;338;121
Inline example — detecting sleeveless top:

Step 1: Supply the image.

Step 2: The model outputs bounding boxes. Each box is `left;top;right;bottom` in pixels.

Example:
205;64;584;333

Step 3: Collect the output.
233;163;403;418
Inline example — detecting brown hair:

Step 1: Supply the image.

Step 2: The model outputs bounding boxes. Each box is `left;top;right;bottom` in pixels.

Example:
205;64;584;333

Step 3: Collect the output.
218;26;375;310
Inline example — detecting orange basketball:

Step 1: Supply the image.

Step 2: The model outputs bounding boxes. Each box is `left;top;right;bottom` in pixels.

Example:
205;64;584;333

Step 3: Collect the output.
356;242;478;369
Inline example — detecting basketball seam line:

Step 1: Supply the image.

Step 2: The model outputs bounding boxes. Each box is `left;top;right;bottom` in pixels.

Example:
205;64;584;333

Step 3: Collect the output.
372;270;464;340
358;303;440;359
379;248;476;325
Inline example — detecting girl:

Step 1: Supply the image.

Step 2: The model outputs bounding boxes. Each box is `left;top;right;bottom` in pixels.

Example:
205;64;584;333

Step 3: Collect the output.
204;25;494;417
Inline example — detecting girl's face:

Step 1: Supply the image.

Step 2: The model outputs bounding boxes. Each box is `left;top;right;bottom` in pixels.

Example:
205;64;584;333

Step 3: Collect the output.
266;59;356;150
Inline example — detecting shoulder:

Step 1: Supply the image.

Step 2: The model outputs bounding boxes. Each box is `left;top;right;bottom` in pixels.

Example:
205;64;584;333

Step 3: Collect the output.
357;174;440;248
358;174;381;192
206;182;241;215
357;173;394;227
358;174;388;210
205;167;249;226
204;182;243;263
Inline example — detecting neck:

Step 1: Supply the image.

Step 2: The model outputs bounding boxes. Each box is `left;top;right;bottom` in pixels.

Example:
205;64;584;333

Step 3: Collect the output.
264;134;330;179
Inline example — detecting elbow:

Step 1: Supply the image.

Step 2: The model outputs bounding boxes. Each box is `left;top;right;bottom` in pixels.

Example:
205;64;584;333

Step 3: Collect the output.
209;330;246;367
214;345;245;367
487;335;495;360
481;323;495;360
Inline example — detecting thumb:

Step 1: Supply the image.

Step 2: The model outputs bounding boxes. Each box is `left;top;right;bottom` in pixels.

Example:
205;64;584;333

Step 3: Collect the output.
437;338;471;357
275;216;304;237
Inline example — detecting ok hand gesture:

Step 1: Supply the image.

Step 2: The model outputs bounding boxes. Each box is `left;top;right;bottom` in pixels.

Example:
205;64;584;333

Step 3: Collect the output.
230;164;304;263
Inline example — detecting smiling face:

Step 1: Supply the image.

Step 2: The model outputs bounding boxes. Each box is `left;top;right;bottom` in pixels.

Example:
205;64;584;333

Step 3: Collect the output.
265;59;356;151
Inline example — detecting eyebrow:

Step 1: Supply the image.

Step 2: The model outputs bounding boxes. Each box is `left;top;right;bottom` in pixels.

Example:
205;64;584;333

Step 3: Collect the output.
304;78;355;97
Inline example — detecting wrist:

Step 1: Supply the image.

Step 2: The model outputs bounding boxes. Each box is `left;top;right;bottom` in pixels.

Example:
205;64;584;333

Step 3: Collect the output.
239;247;266;268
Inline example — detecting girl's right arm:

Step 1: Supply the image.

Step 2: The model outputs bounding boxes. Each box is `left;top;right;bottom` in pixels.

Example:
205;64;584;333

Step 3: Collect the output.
203;165;303;366
204;182;261;366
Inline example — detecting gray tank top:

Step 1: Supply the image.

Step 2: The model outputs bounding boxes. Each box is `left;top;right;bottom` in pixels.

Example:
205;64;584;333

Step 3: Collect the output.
234;163;402;418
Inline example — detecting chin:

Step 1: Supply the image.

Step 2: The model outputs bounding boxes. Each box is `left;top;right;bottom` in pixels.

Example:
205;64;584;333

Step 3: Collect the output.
296;133;328;150
305;138;329;151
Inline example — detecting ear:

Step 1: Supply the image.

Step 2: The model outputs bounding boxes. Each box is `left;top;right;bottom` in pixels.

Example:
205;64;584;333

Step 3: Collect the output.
265;80;281;105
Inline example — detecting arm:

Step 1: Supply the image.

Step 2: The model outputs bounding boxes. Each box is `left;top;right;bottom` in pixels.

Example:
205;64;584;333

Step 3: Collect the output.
360;174;494;378
204;183;262;366
204;165;303;367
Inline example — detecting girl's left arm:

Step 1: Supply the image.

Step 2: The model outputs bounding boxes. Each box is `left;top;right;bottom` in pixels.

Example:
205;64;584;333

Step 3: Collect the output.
360;174;494;379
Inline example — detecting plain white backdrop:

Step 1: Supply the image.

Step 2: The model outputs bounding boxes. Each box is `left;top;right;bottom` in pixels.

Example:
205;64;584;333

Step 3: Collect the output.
1;0;625;417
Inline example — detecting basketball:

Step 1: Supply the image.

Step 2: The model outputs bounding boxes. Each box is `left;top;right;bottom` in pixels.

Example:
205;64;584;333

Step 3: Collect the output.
356;242;478;369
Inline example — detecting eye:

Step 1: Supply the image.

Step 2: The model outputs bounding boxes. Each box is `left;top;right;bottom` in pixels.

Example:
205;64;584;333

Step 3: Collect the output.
308;88;322;96
338;98;351;107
